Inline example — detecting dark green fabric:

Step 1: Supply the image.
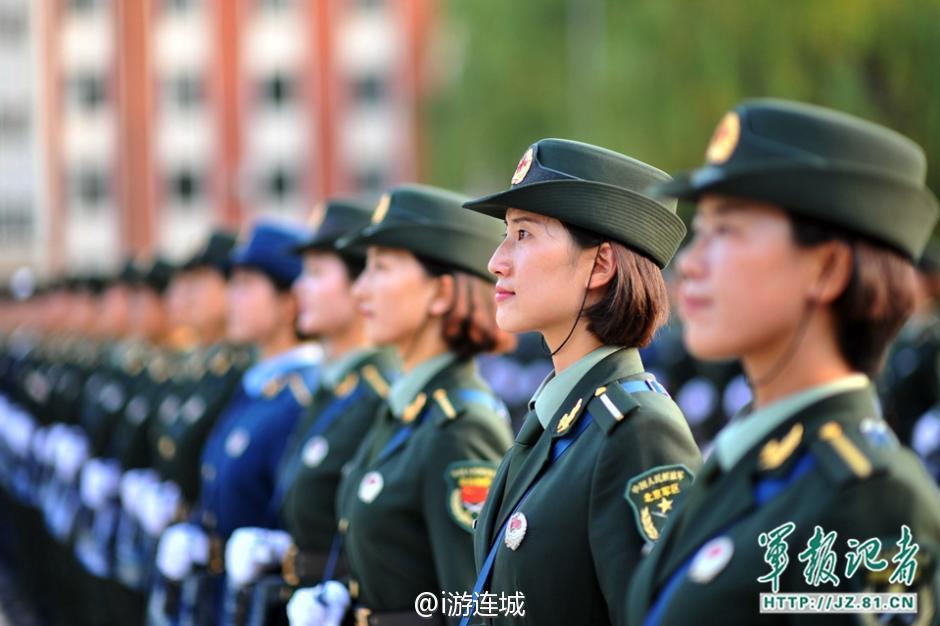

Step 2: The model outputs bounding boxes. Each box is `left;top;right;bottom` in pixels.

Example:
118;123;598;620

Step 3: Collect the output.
279;349;398;552
182;230;238;274
335;358;512;623
292;197;375;257
463;138;687;268
653;98;940;261
473;348;701;626
147;343;253;503
338;184;504;282
627;385;940;625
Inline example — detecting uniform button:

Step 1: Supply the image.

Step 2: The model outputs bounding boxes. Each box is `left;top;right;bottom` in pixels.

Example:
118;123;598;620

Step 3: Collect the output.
338;518;349;534
158;436;176;459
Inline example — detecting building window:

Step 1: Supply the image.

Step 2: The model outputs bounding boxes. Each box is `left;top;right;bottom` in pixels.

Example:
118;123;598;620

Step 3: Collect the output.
353;0;384;11
263;167;298;203
166;167;204;208
162;73;204;110
0;5;27;41
69;167;110;211
353;166;385;193
257;72;296;109
65;0;106;13
0;200;33;242
351;74;385;106
163;0;200;12
0;106;29;142
65;73;107;111
257;0;294;11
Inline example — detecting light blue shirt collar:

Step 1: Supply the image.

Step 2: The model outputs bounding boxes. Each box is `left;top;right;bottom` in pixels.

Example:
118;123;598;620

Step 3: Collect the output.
242;343;323;397
388;352;457;419
530;345;623;429
713;374;870;471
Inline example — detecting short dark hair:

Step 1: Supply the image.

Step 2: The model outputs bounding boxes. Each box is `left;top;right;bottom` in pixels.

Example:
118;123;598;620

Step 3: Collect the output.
564;223;670;348
789;214;918;376
417;256;517;359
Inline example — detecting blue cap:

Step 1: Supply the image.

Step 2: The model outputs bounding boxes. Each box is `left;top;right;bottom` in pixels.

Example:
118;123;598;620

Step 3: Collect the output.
229;220;308;288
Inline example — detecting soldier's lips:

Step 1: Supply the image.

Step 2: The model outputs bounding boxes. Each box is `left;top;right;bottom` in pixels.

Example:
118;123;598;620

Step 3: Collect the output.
679;292;711;318
494;286;515;303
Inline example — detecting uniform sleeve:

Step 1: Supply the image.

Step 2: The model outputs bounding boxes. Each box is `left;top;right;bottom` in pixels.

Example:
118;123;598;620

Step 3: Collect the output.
588;408;702;626
420;413;510;624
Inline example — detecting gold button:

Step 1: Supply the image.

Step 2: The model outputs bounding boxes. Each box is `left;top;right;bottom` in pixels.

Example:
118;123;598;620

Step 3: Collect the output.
338;518;349;534
158;435;176;459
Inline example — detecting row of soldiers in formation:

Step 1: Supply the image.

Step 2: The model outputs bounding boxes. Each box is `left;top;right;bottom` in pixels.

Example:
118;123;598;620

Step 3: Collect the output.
1;97;940;626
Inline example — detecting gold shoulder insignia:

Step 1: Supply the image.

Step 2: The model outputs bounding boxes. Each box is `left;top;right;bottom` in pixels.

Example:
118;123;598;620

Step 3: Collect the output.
759;423;804;470
433;388;458;420
263;377;285;399
556;398;584;434
287;374;312;407
819;421;872;478
334;372;359;398
209;351;231;376
361;364;390;398
402;392;427;424
640;506;660;541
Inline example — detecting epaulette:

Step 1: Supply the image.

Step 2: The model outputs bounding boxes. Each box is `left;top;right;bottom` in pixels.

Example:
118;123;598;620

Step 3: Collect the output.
585;378;673;436
430;387;507;427
209;350;232;377
333;371;359;398
262;376;286;399
586;384;641;435
287;373;313;407
809;419;891;487
360;364;390;399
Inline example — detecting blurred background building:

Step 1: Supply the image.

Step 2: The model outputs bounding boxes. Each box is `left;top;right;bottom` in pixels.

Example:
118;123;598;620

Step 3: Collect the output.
0;0;434;278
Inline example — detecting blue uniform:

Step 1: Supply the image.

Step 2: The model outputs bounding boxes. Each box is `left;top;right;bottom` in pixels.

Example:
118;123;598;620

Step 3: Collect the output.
196;344;321;540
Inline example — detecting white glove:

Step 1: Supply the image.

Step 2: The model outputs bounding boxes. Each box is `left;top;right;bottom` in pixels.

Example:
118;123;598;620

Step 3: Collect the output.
225;528;293;588
53;428;89;483
286;581;350;626
140;480;182;537
120;468;159;520
155;523;209;582
80;458;122;509
6;410;36;457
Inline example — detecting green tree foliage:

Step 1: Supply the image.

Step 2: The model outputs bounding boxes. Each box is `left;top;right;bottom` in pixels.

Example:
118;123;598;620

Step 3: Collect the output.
425;0;940;219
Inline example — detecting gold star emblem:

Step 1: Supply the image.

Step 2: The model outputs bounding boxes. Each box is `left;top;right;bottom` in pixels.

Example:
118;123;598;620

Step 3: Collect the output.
657;497;673;515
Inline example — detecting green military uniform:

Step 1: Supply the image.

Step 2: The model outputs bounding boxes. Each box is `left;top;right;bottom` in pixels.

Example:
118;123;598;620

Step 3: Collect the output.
331;185;514;625
462;138;700;625
280;348;397;570
627;99;940;625
335;354;512;621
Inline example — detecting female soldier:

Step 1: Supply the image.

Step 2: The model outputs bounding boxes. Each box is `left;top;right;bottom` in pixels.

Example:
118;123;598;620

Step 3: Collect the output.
627;99;940;625
222;199;399;625
286;184;515;626
150;220;321;626
459;138;701;626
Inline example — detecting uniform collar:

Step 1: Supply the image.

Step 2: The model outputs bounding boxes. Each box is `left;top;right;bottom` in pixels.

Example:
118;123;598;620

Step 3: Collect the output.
388;352;457;419
713;373;870;471
242;343;323;397
530;345;624;429
321;347;379;390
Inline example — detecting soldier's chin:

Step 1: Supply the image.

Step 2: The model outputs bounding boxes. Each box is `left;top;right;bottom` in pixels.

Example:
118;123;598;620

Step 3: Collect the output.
682;327;739;362
494;308;530;334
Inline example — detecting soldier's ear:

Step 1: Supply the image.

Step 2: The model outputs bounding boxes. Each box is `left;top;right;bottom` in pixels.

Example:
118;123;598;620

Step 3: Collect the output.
587;241;617;291
807;241;853;305
428;274;455;317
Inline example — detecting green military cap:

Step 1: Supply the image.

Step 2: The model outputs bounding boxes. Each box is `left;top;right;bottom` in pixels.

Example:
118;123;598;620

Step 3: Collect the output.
138;258;175;293
653;98;939;261
463;138;686;268
337;184;503;281
182;230;238;275
292;197;375;258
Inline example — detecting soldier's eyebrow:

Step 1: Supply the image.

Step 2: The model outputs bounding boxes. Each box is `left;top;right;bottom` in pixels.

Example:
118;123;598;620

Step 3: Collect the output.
505;216;544;227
